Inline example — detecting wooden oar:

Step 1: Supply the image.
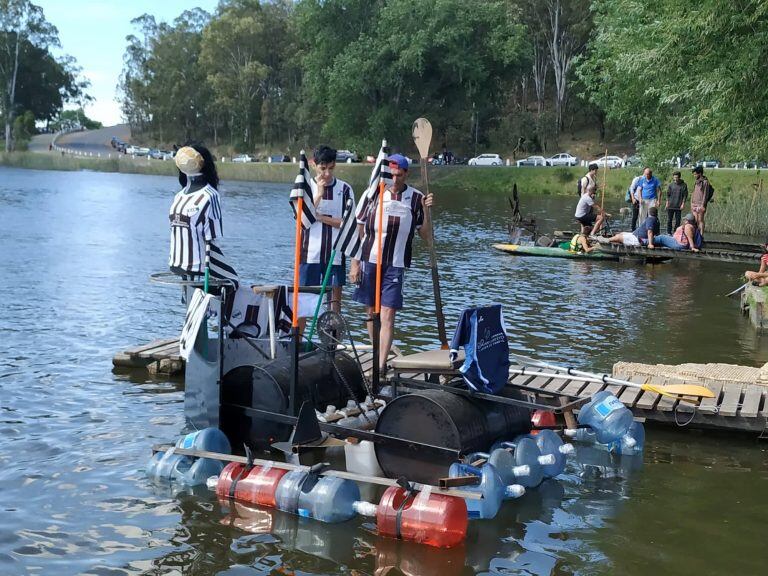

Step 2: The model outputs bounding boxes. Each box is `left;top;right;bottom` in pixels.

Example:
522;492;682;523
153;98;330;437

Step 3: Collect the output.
412;117;449;349
509;353;715;399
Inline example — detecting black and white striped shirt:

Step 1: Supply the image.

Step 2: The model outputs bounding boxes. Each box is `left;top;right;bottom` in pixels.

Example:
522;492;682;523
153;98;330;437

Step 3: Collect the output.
301;178;355;265
357;185;424;268
168;182;223;273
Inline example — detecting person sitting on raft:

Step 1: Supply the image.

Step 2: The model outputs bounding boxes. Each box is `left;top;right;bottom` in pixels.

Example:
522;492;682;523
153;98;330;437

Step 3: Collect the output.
569;224;599;253
604;206;659;248
745;240;768;286
653;213;702;252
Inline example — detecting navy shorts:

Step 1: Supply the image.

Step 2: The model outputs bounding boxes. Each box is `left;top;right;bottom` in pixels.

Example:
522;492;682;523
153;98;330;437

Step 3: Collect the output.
299;263;346;287
576;212;596;227
353;262;405;310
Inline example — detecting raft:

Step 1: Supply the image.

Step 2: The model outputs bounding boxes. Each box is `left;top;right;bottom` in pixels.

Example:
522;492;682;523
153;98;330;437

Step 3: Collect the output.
492;242;619;260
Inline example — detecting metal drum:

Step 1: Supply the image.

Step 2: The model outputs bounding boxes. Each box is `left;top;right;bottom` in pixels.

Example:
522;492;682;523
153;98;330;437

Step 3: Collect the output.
220;350;365;449
374;389;532;484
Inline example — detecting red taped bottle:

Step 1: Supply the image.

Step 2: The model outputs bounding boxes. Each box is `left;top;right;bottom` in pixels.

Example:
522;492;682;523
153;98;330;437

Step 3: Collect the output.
367;486;467;548
216;462;288;508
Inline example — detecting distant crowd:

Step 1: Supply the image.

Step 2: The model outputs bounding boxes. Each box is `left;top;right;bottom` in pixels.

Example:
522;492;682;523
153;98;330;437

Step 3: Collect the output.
570;163;713;254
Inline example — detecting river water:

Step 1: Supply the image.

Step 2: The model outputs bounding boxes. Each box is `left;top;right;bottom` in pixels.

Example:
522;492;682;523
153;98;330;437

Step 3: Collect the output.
1;166;766;575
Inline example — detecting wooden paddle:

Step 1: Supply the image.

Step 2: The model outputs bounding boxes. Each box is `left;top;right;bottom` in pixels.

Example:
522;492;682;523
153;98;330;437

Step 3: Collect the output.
509;354;715;400
600;148;607;232
412;117;449;349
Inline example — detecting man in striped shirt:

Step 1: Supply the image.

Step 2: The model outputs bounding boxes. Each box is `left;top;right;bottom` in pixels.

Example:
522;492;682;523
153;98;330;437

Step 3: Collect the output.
299;145;355;313
350;153;434;373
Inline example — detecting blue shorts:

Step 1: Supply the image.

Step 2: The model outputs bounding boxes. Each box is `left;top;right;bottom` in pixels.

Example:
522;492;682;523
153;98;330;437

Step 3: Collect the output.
299;263;346;287
353;262;405;310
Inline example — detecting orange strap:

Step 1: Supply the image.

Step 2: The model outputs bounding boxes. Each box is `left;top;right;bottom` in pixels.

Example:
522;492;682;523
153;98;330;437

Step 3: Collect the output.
292;196;303;327
374;180;385;313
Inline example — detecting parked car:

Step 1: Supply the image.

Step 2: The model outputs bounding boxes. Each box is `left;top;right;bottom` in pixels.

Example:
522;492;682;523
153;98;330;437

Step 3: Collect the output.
149;148;165;160
545;152;578;166
516;155;546;167
269;154;290;163
732;159;767;169
160;150;174;160
336;149;359;163
696;159;721;169
232;154;254;163
592;155;625;169
115;142;126;153
469;153;503;166
134;147;151;157
625;155;641;166
125;145;139;155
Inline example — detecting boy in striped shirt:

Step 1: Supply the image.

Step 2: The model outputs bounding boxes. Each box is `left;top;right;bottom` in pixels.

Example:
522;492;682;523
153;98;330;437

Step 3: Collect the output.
299;145;355;313
350;154;434;373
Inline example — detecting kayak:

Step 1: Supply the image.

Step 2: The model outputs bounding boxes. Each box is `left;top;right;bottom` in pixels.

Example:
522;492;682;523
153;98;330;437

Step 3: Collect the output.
492;242;620;260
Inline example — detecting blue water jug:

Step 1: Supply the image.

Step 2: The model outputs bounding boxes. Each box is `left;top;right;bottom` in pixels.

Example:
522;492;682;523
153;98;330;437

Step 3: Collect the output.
574;444;642;479
448;462;525;520
566;421;645;455
146;427;231;486
577;391;635;445
531;430;574;478
275;469;360;523
466;449;531;488
488;436;553;488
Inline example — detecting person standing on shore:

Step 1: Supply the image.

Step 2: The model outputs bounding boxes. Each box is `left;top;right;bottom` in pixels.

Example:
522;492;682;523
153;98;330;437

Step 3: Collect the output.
627;172;643;230
691;165;713;233
635;167;662;224
349;154;433;375
665;170;688;234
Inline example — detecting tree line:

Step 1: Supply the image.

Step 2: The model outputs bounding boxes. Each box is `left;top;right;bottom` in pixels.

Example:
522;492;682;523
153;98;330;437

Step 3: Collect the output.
119;0;598;156
0;0;89;152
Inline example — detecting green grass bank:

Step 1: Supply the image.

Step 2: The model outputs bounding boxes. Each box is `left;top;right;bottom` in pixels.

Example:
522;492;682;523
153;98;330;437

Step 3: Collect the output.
3;152;767;236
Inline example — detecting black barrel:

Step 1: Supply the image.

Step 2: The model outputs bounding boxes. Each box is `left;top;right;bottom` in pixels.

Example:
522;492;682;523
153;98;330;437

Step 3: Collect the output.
220;350;365;449
374;389;532;484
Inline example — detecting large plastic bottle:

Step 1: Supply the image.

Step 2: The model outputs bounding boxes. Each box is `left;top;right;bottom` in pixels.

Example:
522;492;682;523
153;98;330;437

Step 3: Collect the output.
216;462;288;507
146;427;231;486
467;449;531;487
274;469;360;523
353;486;468;548
530;429;574;478
565;421;645;456
577;391;636;446
487;436;554;488
448;462;525;519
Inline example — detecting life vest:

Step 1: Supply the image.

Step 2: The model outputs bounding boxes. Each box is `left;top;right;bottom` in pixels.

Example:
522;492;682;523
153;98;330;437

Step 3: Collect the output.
569;233;586;253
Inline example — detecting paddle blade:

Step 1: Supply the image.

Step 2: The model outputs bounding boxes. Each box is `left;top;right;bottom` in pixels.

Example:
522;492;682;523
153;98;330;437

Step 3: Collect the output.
412;117;432;159
642;383;715;398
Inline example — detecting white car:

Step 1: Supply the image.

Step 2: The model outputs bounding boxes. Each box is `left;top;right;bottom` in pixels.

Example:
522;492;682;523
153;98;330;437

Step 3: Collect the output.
546;152;578;166
125;145;140;155
232;154;254;163
592;155;625;169
516;155;547;167
469;153;503;166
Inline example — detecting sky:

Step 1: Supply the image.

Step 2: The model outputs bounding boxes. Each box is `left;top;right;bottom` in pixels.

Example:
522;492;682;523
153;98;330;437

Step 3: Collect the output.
35;0;219;126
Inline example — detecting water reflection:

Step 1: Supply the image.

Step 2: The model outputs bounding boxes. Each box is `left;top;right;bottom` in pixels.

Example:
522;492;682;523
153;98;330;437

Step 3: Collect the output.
1;167;767;575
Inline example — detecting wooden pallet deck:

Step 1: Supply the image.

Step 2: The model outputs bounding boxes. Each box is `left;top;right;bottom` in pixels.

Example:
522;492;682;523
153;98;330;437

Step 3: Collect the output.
113;337;184;375
112;338;389;378
515;368;768;434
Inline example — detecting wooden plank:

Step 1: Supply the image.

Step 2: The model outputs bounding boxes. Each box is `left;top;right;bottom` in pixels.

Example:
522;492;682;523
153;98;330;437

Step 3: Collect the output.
655;376;679;412
560;378;588;398
146;342;182;360
635;378;661;411
719;382;744;417
126;337;177;358
542;377;572;393
618;375;646;407
699;381;723;413
579;381;605;398
525;374;555;392
739;385;763;418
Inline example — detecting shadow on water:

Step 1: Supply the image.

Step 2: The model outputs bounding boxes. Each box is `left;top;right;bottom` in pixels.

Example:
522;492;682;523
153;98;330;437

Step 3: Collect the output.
1;167;768;575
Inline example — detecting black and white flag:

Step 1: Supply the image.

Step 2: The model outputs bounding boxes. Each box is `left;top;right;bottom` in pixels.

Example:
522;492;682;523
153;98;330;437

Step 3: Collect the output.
289;151;317;228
